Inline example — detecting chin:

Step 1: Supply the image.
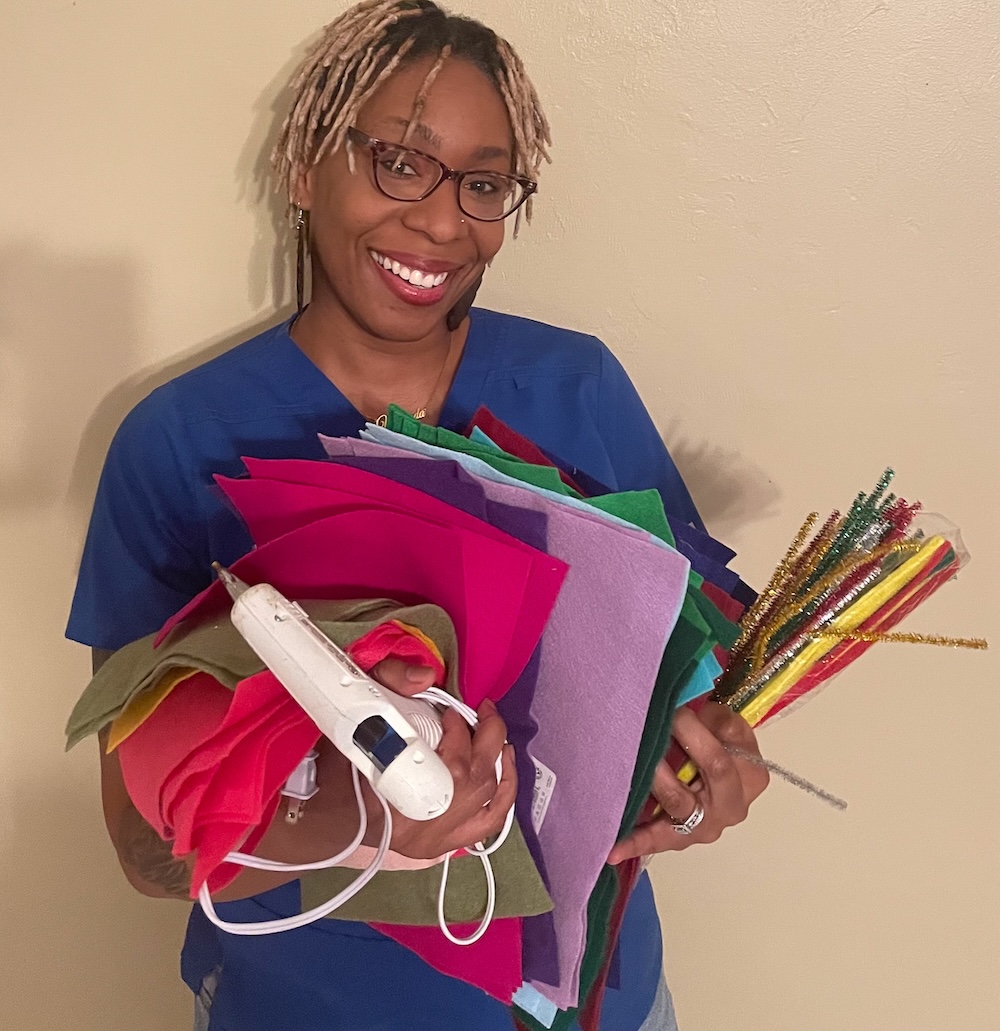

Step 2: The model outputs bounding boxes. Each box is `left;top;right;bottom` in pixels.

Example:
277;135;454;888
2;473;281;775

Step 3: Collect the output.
359;303;451;343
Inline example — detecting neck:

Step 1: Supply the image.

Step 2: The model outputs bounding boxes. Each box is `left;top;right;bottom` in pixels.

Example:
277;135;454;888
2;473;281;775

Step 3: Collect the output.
289;293;468;424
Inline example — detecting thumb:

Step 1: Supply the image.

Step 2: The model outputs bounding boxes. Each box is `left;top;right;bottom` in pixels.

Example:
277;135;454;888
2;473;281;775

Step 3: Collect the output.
370;657;434;696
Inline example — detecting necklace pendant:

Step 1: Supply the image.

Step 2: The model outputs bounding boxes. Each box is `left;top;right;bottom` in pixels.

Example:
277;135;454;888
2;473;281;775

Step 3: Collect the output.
413;407;427;421
375;414;387;428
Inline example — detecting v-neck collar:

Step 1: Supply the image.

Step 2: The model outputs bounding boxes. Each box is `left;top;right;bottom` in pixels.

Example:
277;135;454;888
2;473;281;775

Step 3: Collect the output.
275;308;491;433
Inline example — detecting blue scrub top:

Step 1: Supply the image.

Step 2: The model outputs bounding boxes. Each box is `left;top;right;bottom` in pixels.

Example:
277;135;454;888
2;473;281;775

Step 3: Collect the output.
68;308;697;1031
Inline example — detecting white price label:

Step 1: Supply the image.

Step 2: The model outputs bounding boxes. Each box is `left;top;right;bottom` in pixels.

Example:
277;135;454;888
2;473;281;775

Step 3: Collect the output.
530;755;557;833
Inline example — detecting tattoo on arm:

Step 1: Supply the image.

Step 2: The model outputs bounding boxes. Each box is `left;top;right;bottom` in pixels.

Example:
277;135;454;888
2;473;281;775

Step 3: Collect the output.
118;802;191;899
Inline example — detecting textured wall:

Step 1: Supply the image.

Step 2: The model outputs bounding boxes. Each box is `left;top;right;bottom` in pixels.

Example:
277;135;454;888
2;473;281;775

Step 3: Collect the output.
1;2;996;1029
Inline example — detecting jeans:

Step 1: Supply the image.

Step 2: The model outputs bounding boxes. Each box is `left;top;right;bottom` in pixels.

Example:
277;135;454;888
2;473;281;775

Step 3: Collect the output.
637;975;678;1031
194;970;678;1031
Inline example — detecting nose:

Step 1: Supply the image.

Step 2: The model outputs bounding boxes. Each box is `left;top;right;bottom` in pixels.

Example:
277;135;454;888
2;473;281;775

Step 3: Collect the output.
399;177;469;244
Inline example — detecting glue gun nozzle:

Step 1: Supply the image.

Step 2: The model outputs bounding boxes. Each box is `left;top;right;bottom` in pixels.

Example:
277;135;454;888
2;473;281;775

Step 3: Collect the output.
212;561;248;601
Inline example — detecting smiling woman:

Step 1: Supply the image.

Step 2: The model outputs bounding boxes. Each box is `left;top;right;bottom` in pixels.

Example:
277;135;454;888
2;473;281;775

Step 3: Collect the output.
65;2;768;1030
284;11;549;424
292;55;514;399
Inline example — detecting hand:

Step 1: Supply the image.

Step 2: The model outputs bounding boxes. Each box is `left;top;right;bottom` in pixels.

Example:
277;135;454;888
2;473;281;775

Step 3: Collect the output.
607;702;769;864
364;659;516;860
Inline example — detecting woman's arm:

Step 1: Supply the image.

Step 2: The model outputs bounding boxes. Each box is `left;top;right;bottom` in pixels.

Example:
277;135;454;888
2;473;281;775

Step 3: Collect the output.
96;724;367;902
93;653;516;904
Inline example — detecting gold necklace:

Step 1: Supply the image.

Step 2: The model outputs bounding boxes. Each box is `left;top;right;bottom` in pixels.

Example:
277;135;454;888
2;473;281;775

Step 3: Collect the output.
374;334;454;428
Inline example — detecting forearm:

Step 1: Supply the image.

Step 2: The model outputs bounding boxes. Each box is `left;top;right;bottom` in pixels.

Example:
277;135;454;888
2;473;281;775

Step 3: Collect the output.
209;741;386;901
114;799;194;899
100;729;376;904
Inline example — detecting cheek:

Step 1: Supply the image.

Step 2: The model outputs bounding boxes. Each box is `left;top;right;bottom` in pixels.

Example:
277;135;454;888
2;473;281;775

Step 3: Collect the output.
476;223;506;264
311;163;383;244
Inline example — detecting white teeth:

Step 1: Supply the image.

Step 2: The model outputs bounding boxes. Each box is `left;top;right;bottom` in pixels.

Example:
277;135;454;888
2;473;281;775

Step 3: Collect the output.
369;250;449;290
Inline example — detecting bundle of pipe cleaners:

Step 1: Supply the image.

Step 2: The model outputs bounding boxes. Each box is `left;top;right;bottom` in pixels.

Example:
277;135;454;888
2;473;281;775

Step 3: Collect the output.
710;469;986;734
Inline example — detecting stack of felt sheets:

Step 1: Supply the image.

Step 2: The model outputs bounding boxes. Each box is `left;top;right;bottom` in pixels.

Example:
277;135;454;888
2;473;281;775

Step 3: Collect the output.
66;402;752;1027
75;410;978;1030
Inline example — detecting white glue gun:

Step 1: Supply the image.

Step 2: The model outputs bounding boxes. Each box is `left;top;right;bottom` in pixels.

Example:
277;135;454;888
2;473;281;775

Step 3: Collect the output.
213;564;454;821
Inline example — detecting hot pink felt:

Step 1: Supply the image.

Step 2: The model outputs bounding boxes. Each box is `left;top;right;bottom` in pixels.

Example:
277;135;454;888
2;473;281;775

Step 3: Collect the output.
371;916;524;1004
221;456;566;704
157;505;563;709
347;622;446;684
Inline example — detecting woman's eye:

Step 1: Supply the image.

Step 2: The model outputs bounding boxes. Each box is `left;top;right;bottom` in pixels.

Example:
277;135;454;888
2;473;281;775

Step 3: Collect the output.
463;176;501;196
380;156;418;178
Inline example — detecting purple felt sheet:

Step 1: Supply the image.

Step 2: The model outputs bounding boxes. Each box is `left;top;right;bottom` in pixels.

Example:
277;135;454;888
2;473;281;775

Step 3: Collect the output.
316;450;560;985
319;437;690;1007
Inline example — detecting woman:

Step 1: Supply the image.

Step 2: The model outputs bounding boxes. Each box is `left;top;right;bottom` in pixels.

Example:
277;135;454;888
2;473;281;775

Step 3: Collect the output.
67;2;768;1028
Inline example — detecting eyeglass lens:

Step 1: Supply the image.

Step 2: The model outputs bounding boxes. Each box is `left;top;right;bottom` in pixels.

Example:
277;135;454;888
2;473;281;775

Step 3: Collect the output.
374;145;525;220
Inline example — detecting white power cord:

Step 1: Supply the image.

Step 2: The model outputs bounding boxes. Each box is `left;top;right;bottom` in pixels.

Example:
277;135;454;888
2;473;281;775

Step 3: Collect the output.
197;687;513;944
198;765;391;935
414;687;515;946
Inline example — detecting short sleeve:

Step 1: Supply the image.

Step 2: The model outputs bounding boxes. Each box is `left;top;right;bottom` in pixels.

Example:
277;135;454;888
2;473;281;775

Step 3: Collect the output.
67;385;212;650
596;344;704;530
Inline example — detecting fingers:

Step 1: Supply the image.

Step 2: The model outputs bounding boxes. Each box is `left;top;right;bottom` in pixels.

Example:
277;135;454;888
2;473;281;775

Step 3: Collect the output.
649;753;701;826
408;701;513;848
365;686;516;856
683;703;769;803
670;706;746;815
470;698;508;765
608;705;772;865
436;700;507;801
473;744;517;842
484;744;516;817
435;706;474;767
369;657;436;697
698;701;760;755
607;759;704;864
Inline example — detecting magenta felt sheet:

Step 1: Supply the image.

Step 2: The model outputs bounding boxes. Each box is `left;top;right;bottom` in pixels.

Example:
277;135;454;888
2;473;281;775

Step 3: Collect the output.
157;470;566;710
372;917;524;1004
215;455;560;705
317;438;691;1006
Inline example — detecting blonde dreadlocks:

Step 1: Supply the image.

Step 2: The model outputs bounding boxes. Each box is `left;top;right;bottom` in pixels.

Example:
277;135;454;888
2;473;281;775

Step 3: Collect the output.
271;0;552;232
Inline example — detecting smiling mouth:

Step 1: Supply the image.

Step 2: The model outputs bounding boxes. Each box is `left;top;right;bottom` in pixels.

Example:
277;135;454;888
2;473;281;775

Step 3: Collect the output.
369;250;451;290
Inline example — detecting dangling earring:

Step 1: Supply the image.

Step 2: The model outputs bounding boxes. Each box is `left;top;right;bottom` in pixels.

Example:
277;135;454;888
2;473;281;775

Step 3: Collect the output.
294;207;309;314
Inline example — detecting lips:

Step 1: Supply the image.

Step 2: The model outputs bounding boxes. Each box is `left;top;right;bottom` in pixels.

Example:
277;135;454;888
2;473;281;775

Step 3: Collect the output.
367;249;460;307
369;250;453;289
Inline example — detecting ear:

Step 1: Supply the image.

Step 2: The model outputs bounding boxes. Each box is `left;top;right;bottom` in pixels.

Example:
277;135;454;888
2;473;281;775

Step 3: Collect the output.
292;168;315;212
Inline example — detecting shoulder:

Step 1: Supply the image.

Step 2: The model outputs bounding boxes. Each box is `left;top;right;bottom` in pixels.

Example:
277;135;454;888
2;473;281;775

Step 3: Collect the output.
122;320;296;431
470;308;608;377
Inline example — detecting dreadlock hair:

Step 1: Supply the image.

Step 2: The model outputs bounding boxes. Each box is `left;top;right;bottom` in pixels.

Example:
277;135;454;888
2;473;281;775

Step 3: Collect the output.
272;0;552;239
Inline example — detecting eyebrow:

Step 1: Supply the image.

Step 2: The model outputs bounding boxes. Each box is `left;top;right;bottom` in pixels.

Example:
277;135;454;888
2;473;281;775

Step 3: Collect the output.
382;116;512;163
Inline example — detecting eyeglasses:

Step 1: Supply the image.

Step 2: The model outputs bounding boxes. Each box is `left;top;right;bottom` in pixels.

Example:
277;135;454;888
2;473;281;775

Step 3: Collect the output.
346;126;537;222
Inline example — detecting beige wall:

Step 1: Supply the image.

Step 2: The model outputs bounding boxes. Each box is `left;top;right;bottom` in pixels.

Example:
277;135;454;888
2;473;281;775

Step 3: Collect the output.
2;2;997;1029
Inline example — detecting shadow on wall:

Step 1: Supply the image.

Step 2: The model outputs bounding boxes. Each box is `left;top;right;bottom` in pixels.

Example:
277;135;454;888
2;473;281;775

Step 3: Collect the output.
0;764;192;1030
64;306;293;540
59;39;310;524
236;37;313;313
0;243;291;532
0;244;141;515
662;419;783;542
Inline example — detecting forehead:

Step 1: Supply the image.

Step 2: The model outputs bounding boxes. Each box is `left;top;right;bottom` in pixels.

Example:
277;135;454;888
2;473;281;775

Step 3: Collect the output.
358;56;513;163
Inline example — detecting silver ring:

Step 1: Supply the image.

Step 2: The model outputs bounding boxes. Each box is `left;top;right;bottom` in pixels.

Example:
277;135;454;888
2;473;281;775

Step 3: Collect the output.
670;801;705;835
